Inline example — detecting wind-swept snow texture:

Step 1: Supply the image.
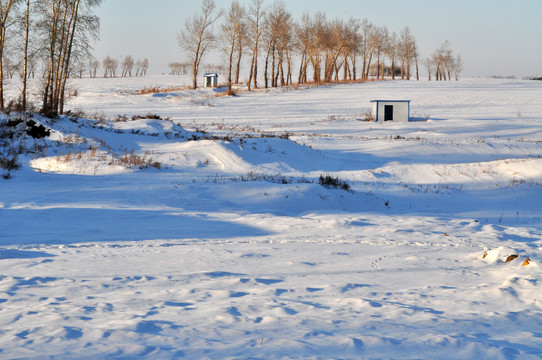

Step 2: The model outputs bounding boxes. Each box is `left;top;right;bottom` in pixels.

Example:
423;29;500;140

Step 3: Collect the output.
1;77;542;359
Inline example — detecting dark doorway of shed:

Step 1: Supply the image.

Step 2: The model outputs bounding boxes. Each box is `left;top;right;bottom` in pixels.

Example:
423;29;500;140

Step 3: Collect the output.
385;105;393;121
206;77;212;87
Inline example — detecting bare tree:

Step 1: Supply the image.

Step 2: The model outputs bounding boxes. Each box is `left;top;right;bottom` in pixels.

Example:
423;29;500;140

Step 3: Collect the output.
121;55;133;77
294;13;311;84
24;55;36;79
430;41;461;81
233;2;246;84
21;0;30;110
220;1;243;91
273;3;292;86
135;59;143;76
324;19;350;83
262;1;292;88
88;57;99;77
386;31;399;80
398;26;416;80
452;54;463;80
0;0;15;110
344;18;361;80
4;57;15;78
177;0;222;89
102;55;113;77
423;57;432;81
360;18;374;80
413;41;420;81
75;60;86;77
110;58;118;77
432;40;451;81
141;58;148;75
372;25;388;80
246;0;265;90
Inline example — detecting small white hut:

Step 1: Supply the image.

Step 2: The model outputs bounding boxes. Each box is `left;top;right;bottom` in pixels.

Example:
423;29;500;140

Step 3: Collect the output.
203;73;219;88
371;100;410;122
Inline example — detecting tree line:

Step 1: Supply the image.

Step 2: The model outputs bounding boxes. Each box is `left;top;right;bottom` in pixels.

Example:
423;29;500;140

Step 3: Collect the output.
0;0;101;115
178;0;463;90
98;55;149;78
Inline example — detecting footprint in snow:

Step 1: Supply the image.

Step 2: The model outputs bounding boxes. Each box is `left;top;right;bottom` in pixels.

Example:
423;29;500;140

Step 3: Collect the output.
255;278;283;285
228;306;242;317
205;271;245;278
63;326;83;339
229;291;249;298
306;287;324;292
275;289;290;296
164;301;195;308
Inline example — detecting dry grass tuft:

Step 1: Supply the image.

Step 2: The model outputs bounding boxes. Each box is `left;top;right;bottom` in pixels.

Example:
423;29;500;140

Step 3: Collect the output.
136;86;188;95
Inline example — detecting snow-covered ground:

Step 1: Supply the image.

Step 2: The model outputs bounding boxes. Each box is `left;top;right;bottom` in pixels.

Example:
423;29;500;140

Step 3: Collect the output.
1;76;542;359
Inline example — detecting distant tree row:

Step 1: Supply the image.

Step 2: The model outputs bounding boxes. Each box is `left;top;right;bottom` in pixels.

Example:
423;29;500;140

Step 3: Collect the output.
0;0;102;115
178;0;462;89
96;55;149;78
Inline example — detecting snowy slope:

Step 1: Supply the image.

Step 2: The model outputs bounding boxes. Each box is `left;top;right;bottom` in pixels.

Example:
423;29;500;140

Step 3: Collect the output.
1;77;542;359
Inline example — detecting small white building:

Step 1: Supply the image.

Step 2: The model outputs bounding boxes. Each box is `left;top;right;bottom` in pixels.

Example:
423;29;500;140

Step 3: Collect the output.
203;73;219;88
371;100;411;122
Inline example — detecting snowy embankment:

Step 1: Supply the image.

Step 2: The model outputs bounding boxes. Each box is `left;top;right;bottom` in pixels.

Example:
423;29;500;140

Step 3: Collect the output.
1;76;542;359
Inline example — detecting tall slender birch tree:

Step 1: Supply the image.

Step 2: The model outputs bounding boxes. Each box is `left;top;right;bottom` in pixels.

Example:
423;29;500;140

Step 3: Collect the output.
21;0;30;110
0;0;15;111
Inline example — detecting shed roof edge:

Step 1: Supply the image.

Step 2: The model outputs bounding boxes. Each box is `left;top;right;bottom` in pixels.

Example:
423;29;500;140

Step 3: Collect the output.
370;100;411;103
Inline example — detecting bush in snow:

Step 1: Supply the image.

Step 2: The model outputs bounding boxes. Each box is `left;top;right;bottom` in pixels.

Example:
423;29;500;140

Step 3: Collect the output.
0;152;20;179
318;174;351;191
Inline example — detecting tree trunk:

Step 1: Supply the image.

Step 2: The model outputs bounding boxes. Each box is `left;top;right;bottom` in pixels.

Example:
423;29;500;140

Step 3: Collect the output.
0;0;14;111
362;52;367;80
227;40;235;91
253;49;258;89
43;0;62;114
60;0;81;115
53;2;71;113
298;52;305;84
343;55;348;81
415;57;419;81
235;39;242;84
22;0;30;111
264;45;270;88
351;53;357;80
247;54;254;91
192;58;198;89
271;42;276;87
365;53;373;80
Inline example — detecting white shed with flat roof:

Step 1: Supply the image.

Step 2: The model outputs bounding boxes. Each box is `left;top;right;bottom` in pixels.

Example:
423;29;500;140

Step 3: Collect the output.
203;73;219;88
371;100;410;122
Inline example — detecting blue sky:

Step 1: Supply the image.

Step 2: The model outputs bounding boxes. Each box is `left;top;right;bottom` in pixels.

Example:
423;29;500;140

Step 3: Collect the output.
94;0;542;78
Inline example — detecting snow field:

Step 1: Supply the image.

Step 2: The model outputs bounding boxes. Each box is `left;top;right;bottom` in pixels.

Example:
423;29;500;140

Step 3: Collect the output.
1;76;542;358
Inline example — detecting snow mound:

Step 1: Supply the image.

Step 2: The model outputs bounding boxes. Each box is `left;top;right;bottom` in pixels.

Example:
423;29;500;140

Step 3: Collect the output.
110;118;187;137
30;151;130;175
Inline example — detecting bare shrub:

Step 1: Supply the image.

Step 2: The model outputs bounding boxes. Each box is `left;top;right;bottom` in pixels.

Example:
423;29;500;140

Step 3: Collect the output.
115;150;161;169
113;114;130;122
135;86;187;95
362;111;375;122
0;144;21;179
0;153;20;171
319;174;351;191
131;113;165;120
